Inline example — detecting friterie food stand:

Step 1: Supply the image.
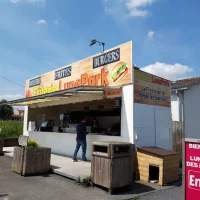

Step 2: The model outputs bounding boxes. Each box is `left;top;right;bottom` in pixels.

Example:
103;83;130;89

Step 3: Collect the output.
5;41;173;162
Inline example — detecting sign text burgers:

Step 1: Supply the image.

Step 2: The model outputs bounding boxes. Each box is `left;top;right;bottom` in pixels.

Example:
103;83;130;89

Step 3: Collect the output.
93;48;120;68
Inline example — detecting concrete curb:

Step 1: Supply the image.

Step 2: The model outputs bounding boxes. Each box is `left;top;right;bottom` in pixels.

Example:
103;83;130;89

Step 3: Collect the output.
4;152;79;180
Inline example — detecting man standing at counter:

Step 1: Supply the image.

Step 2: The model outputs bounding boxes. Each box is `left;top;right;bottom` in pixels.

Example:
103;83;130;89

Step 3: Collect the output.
73;117;88;162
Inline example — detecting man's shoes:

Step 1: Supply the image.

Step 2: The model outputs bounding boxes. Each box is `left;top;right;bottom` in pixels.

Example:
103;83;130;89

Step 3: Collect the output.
82;159;89;162
73;158;78;162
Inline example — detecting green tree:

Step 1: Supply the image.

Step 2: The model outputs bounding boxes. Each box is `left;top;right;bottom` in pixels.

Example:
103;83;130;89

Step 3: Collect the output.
0;100;14;120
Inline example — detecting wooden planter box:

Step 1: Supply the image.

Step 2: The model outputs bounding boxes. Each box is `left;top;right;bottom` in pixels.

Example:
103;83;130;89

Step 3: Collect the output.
12;146;51;176
136;147;180;186
4;138;18;147
0;139;4;155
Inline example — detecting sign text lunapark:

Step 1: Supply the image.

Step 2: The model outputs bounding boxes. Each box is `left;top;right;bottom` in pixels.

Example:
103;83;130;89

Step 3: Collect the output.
33;68;109;96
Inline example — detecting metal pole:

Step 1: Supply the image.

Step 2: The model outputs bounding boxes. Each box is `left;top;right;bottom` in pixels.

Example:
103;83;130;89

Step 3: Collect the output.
96;41;105;52
102;43;105;52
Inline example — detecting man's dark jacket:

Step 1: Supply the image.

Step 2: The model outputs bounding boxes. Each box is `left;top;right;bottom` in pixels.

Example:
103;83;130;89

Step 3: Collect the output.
76;122;87;141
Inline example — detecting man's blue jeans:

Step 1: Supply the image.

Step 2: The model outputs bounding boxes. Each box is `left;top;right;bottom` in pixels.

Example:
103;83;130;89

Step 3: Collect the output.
73;140;87;160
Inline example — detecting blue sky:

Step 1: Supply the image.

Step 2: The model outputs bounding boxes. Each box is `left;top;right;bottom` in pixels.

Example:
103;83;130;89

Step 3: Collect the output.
0;0;199;101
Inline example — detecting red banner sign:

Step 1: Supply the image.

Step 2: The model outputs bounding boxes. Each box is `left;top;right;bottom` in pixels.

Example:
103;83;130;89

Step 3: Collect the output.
185;141;200;199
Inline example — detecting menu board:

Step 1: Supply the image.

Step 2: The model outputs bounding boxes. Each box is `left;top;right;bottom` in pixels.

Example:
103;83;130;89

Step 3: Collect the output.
134;69;171;107
25;41;132;98
184;140;200;200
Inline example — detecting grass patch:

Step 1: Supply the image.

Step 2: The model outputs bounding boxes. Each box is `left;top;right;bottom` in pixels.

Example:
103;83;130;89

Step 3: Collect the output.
76;175;93;187
0;120;23;138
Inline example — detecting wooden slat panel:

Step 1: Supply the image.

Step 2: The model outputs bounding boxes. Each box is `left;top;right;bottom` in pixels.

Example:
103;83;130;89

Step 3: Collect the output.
111;157;132;188
12;147;51;176
92;156;132;189
23;148;35;176
3;138;18;147
0;139;4;153
163;156;179;162
92;156;110;188
172;121;183;160
12;146;23;174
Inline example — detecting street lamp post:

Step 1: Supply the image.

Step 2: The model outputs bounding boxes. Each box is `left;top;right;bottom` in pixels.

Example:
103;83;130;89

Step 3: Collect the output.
90;39;105;52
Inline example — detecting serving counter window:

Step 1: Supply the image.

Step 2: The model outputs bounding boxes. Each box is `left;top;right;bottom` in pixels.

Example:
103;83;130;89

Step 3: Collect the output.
27;98;122;136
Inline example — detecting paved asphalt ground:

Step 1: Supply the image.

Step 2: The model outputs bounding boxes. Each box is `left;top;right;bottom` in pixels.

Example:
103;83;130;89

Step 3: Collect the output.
140;186;182;200
0;156;182;200
0;156;121;200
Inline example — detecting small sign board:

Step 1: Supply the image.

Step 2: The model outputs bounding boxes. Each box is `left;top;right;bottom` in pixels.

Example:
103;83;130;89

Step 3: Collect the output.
105;88;122;99
18;135;29;147
183;138;200;199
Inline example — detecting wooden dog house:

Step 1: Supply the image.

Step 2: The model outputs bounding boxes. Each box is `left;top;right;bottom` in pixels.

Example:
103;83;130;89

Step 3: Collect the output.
136;147;179;186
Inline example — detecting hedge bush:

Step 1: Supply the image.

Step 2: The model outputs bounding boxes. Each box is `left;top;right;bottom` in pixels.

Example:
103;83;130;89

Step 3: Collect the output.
0;120;23;138
27;140;40;149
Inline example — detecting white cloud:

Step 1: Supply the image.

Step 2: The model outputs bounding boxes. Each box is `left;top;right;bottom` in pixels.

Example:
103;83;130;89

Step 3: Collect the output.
10;0;20;3
54;20;59;25
141;62;193;80
38;19;47;25
10;0;46;6
0;94;24;101
129;9;149;17
104;6;112;14
28;0;45;3
147;30;155;39
10;0;46;4
126;0;156;17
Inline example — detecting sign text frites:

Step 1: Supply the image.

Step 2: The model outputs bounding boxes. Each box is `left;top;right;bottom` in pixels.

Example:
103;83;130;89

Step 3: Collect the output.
134;69;171;107
55;66;72;80
25;42;132;98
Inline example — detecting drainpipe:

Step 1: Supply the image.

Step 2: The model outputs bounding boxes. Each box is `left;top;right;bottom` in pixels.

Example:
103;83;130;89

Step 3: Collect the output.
176;88;187;138
182;90;185;138
175;90;180;121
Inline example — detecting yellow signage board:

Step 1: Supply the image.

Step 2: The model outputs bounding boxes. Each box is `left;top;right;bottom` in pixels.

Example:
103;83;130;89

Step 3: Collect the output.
134;69;171;107
25;41;132;98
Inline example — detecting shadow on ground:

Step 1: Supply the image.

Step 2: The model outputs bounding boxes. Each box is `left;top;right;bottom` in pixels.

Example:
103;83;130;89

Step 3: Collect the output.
94;179;182;197
166;179;182;187
29;173;52;178
0;194;9;198
50;165;61;170
94;182;155;195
